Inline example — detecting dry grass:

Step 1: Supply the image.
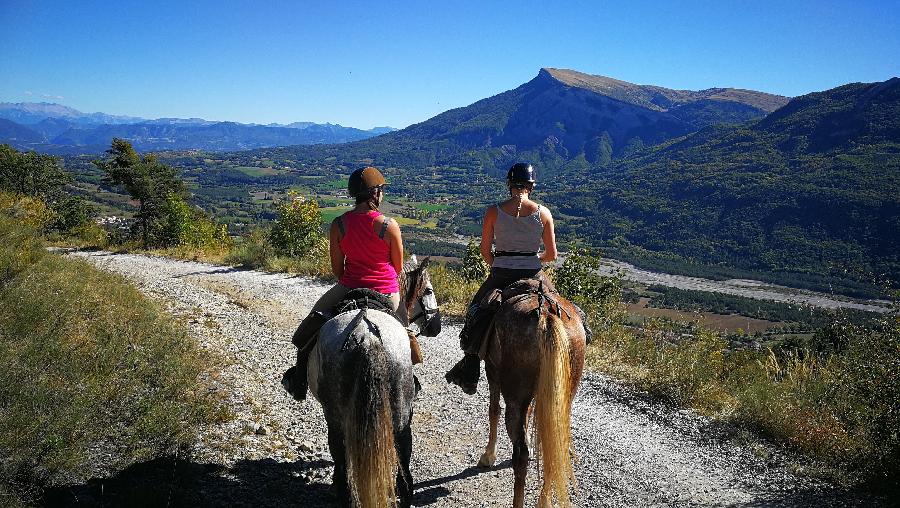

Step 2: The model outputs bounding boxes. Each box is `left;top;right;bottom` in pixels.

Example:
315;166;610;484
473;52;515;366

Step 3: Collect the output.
585;312;900;489
0;214;228;504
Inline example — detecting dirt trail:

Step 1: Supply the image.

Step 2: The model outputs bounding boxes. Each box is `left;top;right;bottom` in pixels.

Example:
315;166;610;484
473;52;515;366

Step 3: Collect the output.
60;251;885;507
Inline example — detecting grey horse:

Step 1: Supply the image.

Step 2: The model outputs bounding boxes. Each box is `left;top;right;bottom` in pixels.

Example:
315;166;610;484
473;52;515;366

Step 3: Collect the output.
306;257;440;508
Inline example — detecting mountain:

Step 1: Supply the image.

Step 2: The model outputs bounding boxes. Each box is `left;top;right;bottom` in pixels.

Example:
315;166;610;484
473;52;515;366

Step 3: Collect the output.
550;77;900;291
0;102;145;126
0;119;44;144
0;102;395;153
255;68;789;175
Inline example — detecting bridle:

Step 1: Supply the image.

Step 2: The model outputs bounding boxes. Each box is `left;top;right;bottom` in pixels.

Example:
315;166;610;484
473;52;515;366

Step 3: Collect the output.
402;259;441;337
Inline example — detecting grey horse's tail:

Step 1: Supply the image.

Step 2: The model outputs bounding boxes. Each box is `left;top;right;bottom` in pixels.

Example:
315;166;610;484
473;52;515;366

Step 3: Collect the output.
341;313;399;508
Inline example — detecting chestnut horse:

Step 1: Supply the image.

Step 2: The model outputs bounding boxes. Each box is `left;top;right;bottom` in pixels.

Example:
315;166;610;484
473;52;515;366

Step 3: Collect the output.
476;278;586;508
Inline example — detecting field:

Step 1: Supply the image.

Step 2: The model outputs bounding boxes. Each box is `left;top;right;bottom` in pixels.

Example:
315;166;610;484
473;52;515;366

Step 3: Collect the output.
625;297;780;333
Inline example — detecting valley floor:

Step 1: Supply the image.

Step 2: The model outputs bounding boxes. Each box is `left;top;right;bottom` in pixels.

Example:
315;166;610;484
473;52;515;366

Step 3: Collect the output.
52;251;886;507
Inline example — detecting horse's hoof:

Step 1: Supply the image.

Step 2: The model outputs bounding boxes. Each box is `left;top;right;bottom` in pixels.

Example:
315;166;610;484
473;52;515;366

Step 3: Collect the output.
478;451;496;468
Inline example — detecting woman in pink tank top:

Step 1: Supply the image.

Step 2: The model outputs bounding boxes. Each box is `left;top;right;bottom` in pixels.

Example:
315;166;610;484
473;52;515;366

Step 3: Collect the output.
283;166;404;400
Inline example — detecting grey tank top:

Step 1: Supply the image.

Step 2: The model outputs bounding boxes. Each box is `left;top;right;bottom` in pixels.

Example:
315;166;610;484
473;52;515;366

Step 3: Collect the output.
492;203;543;270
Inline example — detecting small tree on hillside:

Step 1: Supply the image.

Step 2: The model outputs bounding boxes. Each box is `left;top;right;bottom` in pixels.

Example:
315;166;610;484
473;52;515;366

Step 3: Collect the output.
269;192;323;257
95;138;185;247
461;239;489;282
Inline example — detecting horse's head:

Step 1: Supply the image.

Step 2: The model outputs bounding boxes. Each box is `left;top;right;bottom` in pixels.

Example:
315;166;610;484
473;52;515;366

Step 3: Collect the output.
400;255;441;337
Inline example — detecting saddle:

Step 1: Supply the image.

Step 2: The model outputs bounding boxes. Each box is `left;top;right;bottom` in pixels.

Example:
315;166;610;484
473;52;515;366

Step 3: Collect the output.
331;288;424;365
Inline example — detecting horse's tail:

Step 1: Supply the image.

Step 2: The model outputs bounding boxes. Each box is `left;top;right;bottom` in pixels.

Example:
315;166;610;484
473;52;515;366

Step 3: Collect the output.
342;327;398;508
533;311;575;508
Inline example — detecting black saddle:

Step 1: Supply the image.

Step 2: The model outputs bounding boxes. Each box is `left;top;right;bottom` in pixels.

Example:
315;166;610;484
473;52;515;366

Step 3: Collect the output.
332;288;402;322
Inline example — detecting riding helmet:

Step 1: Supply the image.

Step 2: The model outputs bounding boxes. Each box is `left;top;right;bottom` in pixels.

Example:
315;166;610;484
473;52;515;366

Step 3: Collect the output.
348;166;387;197
506;163;536;184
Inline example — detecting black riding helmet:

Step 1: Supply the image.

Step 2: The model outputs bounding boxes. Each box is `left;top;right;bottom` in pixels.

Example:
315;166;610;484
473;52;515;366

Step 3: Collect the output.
506;162;536;184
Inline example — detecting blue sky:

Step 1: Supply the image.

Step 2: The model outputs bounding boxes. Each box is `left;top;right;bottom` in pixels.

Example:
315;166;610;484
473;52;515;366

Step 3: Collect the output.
1;0;898;129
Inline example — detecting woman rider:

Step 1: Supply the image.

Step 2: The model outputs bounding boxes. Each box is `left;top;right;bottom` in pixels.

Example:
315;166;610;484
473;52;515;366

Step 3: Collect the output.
445;162;557;395
283;166;404;400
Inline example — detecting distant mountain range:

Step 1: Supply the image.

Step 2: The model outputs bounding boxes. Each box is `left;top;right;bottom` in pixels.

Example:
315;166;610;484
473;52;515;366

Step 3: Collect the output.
0;102;395;153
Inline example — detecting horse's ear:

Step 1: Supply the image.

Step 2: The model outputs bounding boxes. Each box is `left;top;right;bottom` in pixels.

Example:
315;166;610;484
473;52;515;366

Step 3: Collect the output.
410;254;418;266
420;256;431;268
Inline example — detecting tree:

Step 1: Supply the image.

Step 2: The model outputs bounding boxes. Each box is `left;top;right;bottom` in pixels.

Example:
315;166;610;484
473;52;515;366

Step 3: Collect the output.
0;144;70;198
269;192;323;257
95;138;185;247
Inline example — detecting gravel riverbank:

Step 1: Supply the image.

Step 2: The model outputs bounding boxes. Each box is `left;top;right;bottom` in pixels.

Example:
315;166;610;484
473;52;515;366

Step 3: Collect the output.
59;250;886;507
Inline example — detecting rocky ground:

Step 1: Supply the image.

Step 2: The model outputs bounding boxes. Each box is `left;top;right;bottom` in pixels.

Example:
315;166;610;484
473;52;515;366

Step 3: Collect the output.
48;251;888;507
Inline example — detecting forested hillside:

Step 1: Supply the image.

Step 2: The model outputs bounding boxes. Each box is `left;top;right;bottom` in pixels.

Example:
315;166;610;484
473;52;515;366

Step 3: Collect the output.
549;78;900;291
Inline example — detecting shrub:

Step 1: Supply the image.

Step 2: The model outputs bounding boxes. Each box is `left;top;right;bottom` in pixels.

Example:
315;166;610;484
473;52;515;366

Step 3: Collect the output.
550;247;623;330
226;228;277;269
159;194;231;251
0;215;225;503
460;239;488;282
269;192;324;258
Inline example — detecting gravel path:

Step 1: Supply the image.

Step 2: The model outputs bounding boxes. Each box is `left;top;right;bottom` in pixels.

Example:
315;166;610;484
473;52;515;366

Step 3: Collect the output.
64;251;886;507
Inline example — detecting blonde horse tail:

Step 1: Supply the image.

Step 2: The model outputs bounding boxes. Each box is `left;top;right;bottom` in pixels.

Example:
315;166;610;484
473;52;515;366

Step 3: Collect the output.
342;338;398;508
534;312;575;508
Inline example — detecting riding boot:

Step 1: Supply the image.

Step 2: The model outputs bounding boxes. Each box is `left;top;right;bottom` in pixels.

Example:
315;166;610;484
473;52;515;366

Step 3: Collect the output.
446;303;493;395
282;311;328;401
445;353;480;395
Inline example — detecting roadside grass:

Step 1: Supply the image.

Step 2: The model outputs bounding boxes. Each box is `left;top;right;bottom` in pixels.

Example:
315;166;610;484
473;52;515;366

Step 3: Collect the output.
429;262;482;318
586;313;900;490
0;214;228;504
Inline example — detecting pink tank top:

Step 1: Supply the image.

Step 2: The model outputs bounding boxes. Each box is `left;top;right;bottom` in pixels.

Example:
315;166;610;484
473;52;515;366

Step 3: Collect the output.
338;211;399;293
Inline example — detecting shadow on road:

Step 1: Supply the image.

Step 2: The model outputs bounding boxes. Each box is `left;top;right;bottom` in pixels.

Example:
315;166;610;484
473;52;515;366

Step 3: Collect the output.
413;460;512;506
40;455;335;507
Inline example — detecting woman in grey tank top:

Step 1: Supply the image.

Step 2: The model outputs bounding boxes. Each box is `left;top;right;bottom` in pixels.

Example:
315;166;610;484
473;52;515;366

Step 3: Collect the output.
445;163;558;395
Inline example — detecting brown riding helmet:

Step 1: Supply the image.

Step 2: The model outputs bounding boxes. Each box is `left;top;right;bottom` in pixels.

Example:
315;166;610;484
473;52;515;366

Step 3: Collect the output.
348;166;387;197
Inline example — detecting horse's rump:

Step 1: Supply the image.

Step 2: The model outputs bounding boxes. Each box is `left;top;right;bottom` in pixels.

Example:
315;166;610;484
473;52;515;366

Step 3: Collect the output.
309;309;413;410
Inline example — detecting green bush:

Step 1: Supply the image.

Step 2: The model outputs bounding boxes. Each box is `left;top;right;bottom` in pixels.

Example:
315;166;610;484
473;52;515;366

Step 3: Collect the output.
550;247;623;330
226;228;277;269
460;239;488;282
159;194;231;251
0;215;225;502
269;192;324;258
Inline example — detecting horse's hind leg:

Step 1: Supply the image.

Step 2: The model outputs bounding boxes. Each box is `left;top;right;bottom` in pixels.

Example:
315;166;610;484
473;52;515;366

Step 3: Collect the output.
327;423;351;508
395;420;414;508
479;375;501;467
506;402;530;508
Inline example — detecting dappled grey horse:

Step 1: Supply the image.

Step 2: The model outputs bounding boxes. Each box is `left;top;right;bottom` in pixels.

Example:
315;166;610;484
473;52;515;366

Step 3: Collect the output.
306;257;440;508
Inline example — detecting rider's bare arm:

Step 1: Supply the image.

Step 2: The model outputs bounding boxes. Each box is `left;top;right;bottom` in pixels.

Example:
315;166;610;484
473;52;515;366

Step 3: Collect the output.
329;218;345;279
377;216;404;275
538;207;557;263
480;206;497;266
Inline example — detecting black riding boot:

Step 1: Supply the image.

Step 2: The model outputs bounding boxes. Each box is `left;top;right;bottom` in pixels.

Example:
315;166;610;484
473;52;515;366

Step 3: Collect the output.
281;311;328;401
445;303;494;395
445;354;480;395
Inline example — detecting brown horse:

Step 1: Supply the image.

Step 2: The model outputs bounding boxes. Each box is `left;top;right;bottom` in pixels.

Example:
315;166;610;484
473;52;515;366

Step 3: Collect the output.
476;278;586;508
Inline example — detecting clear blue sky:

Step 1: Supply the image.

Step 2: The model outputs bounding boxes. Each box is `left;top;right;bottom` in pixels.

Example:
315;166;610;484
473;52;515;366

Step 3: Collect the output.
2;0;898;129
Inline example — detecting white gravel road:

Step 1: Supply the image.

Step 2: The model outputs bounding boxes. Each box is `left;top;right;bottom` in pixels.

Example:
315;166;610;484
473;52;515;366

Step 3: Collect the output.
65;250;886;507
